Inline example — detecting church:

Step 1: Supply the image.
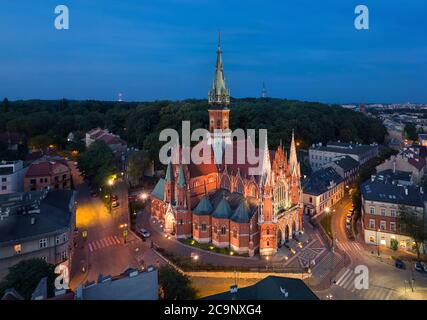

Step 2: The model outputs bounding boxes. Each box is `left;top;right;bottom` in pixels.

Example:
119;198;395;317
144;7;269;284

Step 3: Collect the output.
150;35;303;257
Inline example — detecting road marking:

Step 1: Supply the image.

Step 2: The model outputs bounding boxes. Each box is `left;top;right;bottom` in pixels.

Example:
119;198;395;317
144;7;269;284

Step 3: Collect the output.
384;290;393;300
336;268;350;285
89;243;93;252
114;235;121;244
97;240;104;248
342;274;355;290
105;237;113;246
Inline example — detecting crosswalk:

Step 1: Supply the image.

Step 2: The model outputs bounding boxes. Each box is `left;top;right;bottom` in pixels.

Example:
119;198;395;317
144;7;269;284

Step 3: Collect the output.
88;235;122;252
336;241;363;258
334;267;394;300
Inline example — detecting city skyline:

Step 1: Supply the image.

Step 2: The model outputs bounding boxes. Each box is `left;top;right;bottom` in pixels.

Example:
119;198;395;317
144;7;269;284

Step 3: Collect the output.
1;1;427;103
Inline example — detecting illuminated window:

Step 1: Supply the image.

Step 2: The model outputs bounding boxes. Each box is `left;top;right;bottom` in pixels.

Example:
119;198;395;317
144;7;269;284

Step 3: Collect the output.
14;244;21;254
370;207;375;215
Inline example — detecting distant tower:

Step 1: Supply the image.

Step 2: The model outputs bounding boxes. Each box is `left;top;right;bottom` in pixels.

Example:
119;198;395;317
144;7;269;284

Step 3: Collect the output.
261;82;267;98
118;93;123;102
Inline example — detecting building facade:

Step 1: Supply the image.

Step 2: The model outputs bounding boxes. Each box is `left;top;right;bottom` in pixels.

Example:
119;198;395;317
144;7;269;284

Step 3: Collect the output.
0;189;76;279
24;160;71;192
309;141;378;171
376;145;426;185
361;172;426;252
0;160;26;195
326;155;360;186
302;167;345;217
150;37;303;257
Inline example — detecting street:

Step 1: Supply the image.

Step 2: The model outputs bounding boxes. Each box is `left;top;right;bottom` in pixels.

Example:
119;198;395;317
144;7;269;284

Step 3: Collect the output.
69;162;147;288
317;193;427;300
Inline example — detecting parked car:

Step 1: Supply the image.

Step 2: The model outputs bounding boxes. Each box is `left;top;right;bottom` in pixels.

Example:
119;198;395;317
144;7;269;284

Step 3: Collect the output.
139;228;151;238
112;201;119;208
112;194;119;201
395;259;405;269
415;262;424;272
345;217;351;224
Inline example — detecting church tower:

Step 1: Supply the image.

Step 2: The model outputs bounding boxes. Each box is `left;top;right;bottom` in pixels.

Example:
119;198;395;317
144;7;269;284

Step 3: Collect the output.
208;32;231;164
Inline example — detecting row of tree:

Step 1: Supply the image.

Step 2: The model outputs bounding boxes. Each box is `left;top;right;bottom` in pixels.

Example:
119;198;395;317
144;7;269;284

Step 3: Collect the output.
1;97;387;165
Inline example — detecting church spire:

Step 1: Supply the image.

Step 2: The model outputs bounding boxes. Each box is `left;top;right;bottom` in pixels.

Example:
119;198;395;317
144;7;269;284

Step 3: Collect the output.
289;130;299;176
208;31;230;106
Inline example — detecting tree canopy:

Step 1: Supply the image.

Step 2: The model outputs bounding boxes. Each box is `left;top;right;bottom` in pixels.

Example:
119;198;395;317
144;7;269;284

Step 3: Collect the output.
0;98;387;165
158;265;197;300
77;140;117;187
0;258;56;300
398;205;426;259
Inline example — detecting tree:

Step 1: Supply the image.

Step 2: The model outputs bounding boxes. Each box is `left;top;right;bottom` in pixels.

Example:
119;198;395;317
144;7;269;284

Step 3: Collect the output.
404;124;418;141
158;265;197;300
127;151;151;186
2;97;10;113
0;258;56;300
398;205;426;260
28;134;54;151
390;238;398;251
77;140;117;187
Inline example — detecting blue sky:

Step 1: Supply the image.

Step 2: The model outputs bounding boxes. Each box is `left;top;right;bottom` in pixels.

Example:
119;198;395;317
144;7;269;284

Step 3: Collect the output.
0;0;426;103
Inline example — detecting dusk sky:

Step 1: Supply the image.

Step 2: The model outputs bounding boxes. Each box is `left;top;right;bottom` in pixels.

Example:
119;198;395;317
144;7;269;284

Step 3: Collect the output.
0;0;426;103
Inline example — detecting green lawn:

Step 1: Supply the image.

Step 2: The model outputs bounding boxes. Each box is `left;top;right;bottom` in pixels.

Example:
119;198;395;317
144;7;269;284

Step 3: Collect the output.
180;239;248;257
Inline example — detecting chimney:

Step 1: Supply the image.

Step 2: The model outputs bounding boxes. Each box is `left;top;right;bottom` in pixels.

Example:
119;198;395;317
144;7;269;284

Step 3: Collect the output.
421;187;424;194
31;217;36;225
393;162;396;174
404;187;408;196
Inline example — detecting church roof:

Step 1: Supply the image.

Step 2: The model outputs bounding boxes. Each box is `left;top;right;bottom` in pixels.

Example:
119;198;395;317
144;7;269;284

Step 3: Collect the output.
177;165;186;187
193;195;214;216
151;178;165;200
230;201;252;223
212;197;233;219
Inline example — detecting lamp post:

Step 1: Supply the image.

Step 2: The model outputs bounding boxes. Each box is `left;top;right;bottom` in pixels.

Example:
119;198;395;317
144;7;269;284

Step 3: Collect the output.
376;228;381;256
108;178;114;214
120;223;128;244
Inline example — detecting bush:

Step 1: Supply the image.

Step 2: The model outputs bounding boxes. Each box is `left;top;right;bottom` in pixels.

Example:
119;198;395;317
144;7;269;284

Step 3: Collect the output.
390;238;398;251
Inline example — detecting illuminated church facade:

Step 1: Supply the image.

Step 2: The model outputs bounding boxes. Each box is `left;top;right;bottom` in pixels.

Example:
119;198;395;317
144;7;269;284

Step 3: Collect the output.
151;36;303;257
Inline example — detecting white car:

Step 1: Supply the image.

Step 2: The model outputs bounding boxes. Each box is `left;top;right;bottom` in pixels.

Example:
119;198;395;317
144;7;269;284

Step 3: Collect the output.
139;228;151;238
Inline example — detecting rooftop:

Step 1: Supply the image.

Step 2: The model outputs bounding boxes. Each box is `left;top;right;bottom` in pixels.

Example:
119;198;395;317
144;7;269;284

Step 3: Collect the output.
0;189;75;244
204;276;318;300
303;167;343;196
331;155;360;171
310;142;378;156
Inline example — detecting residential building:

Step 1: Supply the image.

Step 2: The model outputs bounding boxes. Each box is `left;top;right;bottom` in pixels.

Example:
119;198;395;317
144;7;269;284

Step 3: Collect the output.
24;160;71;191
309;141;378;171
0;160;26;195
302;167;345;217
75;268;158;300
376;145;426;184
150;36;303;257
85;128;127;155
327;155;360;186
0;189;76;279
204;275;318;300
361;174;426;252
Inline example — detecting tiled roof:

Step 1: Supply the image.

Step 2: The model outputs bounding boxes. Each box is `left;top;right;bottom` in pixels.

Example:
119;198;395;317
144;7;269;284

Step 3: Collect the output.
303;167;343;196
230;201;251;223
25;161;69;177
212;197;233;219
332;156;359;171
361;181;425;207
193;196;213;216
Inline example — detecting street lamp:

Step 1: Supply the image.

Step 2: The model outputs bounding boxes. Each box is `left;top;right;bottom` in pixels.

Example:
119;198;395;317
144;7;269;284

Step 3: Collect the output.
107;178;115;214
376;228;381;256
119;223;128;243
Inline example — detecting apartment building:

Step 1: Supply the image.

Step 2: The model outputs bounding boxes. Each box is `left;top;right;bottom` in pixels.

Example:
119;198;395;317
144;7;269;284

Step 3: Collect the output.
24;160;71;192
0;189;76;279
0;160;26;195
